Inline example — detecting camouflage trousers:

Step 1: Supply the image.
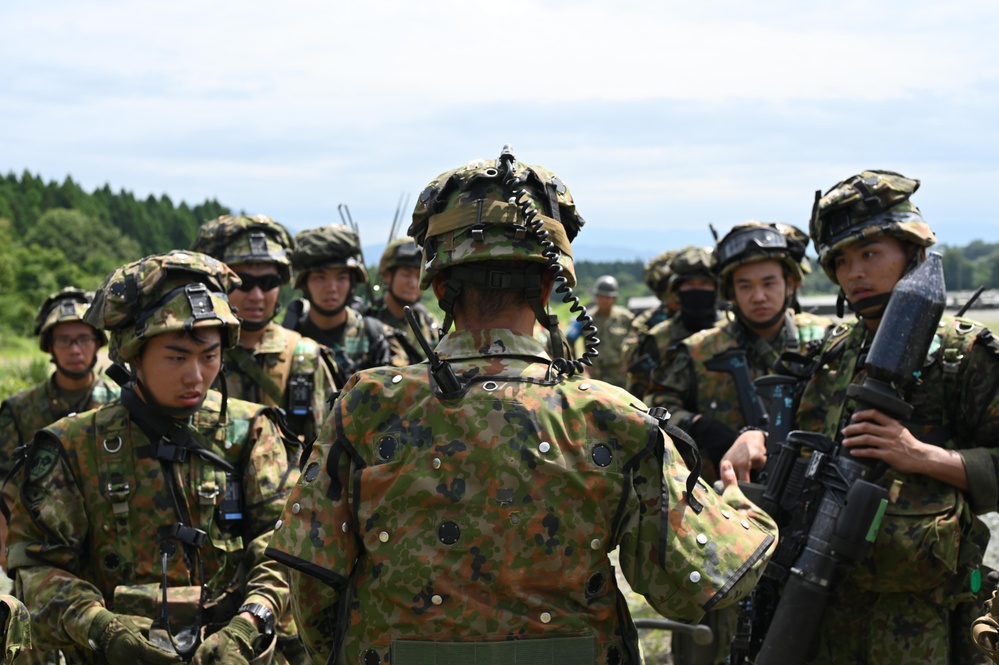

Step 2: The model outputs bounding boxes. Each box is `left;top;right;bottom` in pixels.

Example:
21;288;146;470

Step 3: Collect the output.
807;585;988;665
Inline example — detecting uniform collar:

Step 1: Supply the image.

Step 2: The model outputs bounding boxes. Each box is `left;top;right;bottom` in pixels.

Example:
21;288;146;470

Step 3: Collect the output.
435;328;552;363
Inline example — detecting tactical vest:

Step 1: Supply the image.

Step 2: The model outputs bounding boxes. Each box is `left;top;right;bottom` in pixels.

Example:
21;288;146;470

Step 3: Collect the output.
796;315;994;601
268;352;776;665
684;313;830;431
18;393;256;612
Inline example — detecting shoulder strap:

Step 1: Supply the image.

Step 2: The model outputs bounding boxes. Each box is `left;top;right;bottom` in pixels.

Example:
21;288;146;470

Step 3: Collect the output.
226;347;286;408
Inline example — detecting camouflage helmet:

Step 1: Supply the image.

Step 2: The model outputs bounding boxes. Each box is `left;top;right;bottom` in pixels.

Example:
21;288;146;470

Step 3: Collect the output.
85;250;241;363
290;225;368;290
811;170;936;282
593;275;619;297
409;149;585;290
643;250;677;299
714;221;809;298
190;214;294;284
668;246;716;295
378;236;423;275
33;287;107;352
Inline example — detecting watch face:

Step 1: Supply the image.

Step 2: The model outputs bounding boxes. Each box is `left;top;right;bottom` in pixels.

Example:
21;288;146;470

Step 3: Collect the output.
240;603;275;634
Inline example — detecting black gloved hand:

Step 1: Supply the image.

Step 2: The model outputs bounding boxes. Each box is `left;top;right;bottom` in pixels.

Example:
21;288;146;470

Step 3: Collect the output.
87;609;182;665
687;415;739;470
190;615;258;665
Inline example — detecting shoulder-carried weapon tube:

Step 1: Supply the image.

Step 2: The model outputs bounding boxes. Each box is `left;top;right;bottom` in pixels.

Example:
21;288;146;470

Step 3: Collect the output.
746;253;946;665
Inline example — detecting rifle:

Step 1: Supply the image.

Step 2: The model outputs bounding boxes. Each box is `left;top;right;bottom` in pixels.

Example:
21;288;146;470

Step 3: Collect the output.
337;203;377;305
703;349;768;430
731;253;946;665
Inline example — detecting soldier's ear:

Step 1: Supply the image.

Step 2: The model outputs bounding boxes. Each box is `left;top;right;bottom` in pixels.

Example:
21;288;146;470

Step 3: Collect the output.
540;272;556;308
431;273;447;301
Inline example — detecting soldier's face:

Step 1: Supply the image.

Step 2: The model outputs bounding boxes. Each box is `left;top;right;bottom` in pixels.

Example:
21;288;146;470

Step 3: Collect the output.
833;235;909;315
50;321;98;375
229;262;281;325
134;329;222;414
386;266;421;304
306;267;353;311
731;259;793;325
595;294;616;314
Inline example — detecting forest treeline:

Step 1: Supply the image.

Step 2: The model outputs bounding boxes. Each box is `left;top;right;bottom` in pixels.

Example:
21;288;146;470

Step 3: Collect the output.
1;170;996;337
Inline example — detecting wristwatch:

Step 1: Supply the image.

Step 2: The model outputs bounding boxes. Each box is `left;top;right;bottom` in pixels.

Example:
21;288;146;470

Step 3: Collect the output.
238;602;275;638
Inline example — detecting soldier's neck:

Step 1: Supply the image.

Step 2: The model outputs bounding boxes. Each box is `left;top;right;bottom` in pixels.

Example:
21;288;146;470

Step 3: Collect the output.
384;292;407;319
239;326;266;349
455;306;537;337
54;370;94;392
308;307;348;330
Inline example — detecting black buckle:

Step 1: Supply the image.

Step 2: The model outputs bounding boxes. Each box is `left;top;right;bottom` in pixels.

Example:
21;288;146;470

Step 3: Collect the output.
160;523;209;548
155;439;189;463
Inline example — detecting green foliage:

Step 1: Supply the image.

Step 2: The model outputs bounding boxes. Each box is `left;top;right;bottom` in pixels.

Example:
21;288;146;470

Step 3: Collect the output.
0;171;230;338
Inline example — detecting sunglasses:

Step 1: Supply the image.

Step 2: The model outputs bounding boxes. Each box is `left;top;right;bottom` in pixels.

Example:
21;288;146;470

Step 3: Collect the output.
233;273;283;292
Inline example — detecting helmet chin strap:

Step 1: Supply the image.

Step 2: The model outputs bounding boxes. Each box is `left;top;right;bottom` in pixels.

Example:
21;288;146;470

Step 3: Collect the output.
307;285;353;318
135;377;205;419
52;354;98;382
734;293;791;334
840;249;923;321
239;302;282;332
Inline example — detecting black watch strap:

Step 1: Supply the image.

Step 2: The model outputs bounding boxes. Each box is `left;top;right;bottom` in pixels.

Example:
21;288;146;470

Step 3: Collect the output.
238;602;275;636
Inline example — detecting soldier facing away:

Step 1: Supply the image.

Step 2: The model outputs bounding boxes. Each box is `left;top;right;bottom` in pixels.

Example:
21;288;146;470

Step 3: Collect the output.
191;214;339;449
726;170;999;664
7;251;295;664
265;148;778;665
281;225;408;385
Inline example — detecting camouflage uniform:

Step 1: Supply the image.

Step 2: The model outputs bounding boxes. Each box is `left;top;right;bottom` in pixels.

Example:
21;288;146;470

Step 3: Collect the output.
647;312;830;448
266;328;777;665
366;237;440;363
191;214;339;447
221;321;336;447
265;151;778;665
794;316;999;664
589;304;634;388
620;250;678;377
7;392;292;659
7;251;295;663
973;583;999;663
283;225;408;382
364;299;437;363
0;375;118;506
0;595;30;664
291;306;408;384
625;247;721;399
786;171;999;665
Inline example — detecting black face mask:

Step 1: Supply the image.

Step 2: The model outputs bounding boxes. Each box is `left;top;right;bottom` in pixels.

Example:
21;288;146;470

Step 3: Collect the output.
677;289;718;331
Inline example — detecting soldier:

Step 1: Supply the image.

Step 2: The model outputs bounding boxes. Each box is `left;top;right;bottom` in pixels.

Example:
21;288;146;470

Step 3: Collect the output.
282;225;407;385
7;251;294;664
625;246;721;398
264;148;778;664
726;171;999;664
587;274;634;388
645;227;829;665
646;222;830;481
191;214;338;447
365;237;439;362
0;288;119;571
621;250;678;394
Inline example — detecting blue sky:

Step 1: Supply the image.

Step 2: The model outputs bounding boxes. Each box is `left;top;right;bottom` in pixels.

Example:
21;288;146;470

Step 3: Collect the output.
3;1;998;261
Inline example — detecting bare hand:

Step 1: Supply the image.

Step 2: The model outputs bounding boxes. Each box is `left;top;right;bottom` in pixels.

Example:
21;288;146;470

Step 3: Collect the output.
841;409;925;473
721;430;767;482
